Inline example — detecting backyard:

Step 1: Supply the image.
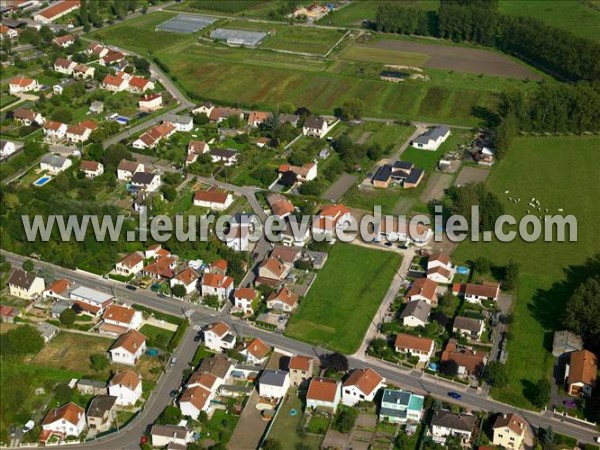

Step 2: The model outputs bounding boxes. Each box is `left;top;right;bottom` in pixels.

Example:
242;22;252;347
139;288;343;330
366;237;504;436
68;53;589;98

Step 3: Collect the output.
286;243;402;354
453;135;600;408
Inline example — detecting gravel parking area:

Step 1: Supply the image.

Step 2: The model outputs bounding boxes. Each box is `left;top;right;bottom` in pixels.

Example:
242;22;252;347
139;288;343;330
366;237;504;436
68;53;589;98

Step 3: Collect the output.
322;173;358;202
454;166;491;187
420;173;453;203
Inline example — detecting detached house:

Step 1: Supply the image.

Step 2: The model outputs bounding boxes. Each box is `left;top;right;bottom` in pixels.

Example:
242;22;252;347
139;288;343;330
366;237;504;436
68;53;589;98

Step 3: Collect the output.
52;34;75;48
100;50;126;66
342;368;385;406
0;140;16;160
87;42;108;59
399;299;431;328
70;286;113;316
372;161;424;189
43;278;71;301
427;253;455;284
441;339;487;377
166;114;193;132
241;337;271;365
257;257;288;287
266;193;294;218
9;76;39;94
312;203;354;240
203;321;236;352
453;316;485;341
127;76;155;94
86;396;117;433
379;389;425;424
117;160;144;181
233;287;258;315
34;0;81;24
201;273;234;301
170;267;200;296
394;333;435;363
41;402;86;438
108;370;142;406
101;72;129;92
79;161;104;179
406;278;438;306
151;425;193;449
412;126;450;151
186;140;210;165
42;121;68;142
566;349;597;397
492;413;527;450
247;111;270;127
430;410;476;445
132;122;176;150
115;252;144;277
131;172;161;193
259;370;290;400
179;385;212;419
142;254;178;280
100;303;142;336
139;93;163;112
193;186;233;211
66;120;97;144
278;162;317;182
13;108;45;126
453;282;501;304
209;148;237;166
73;64;95;80
54;57;76;74
192;101;214;116
109;329;146;366
306;377;341;412
266;286;299;313
302;116;329;138
8;268;45;299
208;107;243;124
288;355;314;387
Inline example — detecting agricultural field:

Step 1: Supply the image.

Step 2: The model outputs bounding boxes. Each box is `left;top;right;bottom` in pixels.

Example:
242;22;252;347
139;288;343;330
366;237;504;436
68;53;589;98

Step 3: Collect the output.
339;44;430;66
453;135;600;408
286;244;402;354
169;0;266;15
499;0;600;42
320;0;438;26
86;12;199;54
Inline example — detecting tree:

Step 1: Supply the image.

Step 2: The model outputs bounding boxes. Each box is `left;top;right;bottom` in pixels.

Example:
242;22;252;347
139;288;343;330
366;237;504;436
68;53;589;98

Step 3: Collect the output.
90;353;109;371
531;378;551;407
339;98;365;121
504;260;519;291
539;425;555;444
54;383;73;404
161;185;177;202
483;361;508;388
369;338;387;355
563;277;600;346
334;407;358;433
52;107;73;124
102;144;132;171
22;259;35;272
327;352;349;372
59;308;76;326
193;113;209;126
475;257;492;274
6;325;44;355
172;284;187;299
198;411;209;423
439;359;459;376
262;439;282;450
156;405;181;425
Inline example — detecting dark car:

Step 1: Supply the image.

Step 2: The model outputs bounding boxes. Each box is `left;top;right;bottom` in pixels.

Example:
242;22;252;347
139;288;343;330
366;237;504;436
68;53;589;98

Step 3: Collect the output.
447;391;462;400
193;334;201;342
169;389;179;397
125;285;137;291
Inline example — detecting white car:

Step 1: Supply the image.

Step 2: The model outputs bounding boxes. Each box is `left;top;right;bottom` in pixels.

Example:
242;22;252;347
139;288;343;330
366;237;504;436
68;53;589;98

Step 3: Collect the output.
596;436;600;444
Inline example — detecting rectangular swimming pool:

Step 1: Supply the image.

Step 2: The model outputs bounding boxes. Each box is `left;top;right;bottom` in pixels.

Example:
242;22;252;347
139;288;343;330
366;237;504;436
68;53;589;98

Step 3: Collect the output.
33;176;51;186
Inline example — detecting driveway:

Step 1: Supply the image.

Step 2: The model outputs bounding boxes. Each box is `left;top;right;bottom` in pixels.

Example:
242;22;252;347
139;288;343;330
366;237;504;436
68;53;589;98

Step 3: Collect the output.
321;173;357;202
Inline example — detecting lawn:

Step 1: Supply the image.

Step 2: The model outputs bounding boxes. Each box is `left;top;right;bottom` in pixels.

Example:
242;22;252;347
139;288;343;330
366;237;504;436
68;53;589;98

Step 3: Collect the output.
140;324;175;350
169;0;264;15
453;136;600;408
286;244;402;354
321;0;438;27
262;24;346;55
401;147;441;171
85;12;198;54
0;94;19;108
267;389;322;448
499;0;600;42
339;44;430;66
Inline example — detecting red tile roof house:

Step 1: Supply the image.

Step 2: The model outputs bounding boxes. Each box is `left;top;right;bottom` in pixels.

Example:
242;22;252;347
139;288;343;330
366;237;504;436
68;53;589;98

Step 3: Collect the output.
0;24;19;41
108;370;143;406
233;287;259;315
566;349;598;397
72;64;95;80
117;159;144;181
99;49;126;66
186;140;210;165
43;278;72;300
394;333;435;363
256;257;289;287
54;57;76;75
193;186;233;211
288;355;315;387
201;273;234;302
12;108;45;126
406;278;439;307
441;339;488;377
278;162;318;182
87;42;108;59
99;303;142;336
170;267;200;296
142;255;178;280
306;377;341;412
132;121;176;150
179;385;213;420
127;76;155;94
203;321;236;352
101;72;129;93
208;106;244;124
66;120;97;144
139;93;163;112
270;245;300;268
41;402;86;439
426;253;456;284
115;251;144;277
266;193;295;218
247;111;270;127
210;259;228;275
341;368;385;406
9;76;40;94
42;121;68;142
453;282;501;304
241;337;272;365
79;160;104;179
0;305;20;323
52;33;76;48
312;204;354;241
266;286;299;313
109;329;146;366
34;0;81;24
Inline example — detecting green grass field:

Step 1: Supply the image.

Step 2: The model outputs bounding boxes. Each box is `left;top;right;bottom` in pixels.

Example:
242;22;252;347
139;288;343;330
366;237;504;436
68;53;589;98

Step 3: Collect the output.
286;244;402;354
321;0;438;26
401;147;441;171
169;0;265;15
453;135;600;408
340;44;430;66
499;0;600;43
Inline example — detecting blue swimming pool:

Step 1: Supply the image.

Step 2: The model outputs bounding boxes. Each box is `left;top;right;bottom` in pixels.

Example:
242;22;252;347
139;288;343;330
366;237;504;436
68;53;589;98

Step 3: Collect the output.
33;176;51;186
457;266;470;275
116;116;130;124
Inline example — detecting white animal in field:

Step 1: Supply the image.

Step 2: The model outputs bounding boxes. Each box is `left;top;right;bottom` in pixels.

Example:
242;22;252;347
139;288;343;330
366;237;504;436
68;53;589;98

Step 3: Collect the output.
558;208;563;212
505;190;509;194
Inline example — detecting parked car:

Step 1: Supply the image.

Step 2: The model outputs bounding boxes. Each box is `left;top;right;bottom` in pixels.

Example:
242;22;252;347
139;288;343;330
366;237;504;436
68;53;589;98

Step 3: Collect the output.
170;357;177;366
125;284;137;291
447;391;462;400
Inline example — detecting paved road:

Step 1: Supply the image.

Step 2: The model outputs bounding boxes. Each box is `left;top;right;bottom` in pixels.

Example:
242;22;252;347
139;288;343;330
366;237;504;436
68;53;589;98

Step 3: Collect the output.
1;251;598;447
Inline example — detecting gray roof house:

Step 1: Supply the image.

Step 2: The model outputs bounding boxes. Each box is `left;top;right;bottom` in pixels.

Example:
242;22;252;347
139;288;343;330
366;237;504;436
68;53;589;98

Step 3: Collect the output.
258;369;290;399
87;395;117;432
77;379;108;395
51;300;73;317
37;322;58;342
399;299;431;327
453;316;485;340
412;126;450;151
430;410;476;444
552;330;584;357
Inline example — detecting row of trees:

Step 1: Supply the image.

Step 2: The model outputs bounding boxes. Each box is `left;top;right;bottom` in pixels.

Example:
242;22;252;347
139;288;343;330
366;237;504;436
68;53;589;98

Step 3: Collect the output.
374;0;600;82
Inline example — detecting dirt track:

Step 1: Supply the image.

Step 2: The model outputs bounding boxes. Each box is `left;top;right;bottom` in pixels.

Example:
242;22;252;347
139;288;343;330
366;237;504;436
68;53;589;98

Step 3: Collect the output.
373;40;542;80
